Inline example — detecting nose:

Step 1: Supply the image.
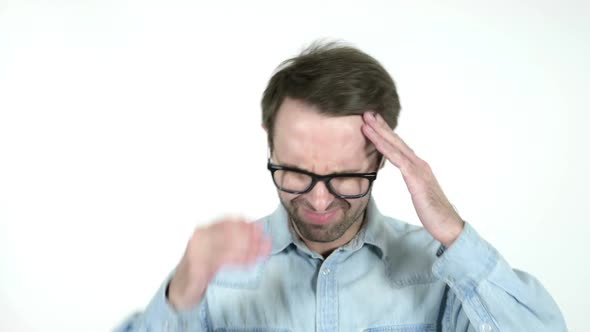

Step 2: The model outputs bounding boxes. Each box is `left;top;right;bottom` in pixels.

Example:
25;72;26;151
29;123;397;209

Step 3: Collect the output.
305;180;335;212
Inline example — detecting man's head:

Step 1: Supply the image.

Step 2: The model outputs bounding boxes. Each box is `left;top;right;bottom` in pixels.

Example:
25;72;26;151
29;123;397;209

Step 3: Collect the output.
261;41;401;249
262;41;401;151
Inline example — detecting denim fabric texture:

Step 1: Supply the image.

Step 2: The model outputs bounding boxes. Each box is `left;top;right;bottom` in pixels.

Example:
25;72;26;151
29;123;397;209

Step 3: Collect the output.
116;198;567;332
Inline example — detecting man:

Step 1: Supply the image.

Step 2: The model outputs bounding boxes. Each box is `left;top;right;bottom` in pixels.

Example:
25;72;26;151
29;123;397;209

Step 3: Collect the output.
117;42;566;331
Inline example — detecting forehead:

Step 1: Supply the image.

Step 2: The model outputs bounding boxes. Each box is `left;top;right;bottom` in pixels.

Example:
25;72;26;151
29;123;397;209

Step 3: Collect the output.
272;98;376;172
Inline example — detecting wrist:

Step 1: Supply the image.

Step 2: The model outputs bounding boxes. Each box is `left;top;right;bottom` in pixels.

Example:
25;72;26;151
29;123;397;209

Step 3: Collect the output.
439;218;465;247
167;258;212;310
167;276;207;310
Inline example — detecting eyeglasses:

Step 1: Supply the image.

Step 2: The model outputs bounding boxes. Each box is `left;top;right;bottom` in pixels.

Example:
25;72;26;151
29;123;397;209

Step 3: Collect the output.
267;159;378;199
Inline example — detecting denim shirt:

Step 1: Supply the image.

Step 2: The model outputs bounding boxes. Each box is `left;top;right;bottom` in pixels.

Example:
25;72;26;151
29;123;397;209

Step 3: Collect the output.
116;198;567;332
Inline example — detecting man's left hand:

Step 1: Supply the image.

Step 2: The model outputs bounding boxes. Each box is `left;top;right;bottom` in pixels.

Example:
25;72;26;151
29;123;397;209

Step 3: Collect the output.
362;112;464;247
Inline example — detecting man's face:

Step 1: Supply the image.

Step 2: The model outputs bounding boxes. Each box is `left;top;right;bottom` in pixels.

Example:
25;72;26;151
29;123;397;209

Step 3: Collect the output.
270;97;380;243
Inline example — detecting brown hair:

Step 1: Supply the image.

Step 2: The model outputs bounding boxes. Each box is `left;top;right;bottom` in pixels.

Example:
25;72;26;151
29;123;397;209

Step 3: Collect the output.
261;40;401;149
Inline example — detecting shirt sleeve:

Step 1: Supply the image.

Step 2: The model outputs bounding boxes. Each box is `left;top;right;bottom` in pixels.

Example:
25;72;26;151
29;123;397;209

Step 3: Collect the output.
432;222;567;332
113;273;210;332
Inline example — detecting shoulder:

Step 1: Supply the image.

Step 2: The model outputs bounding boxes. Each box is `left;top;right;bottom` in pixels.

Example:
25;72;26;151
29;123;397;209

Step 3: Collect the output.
375;216;443;287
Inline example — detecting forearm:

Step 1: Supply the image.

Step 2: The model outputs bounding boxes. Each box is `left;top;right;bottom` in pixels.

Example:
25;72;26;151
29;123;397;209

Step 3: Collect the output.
433;223;567;331
114;272;209;332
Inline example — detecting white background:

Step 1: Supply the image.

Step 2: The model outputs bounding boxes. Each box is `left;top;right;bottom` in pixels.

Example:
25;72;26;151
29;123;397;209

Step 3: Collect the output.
1;1;588;331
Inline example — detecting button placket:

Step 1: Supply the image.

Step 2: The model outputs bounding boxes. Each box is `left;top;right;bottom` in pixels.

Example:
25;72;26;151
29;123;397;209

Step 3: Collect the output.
316;254;339;332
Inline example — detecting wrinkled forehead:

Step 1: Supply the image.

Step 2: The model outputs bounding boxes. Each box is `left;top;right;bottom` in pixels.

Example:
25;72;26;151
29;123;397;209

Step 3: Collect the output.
272;99;378;173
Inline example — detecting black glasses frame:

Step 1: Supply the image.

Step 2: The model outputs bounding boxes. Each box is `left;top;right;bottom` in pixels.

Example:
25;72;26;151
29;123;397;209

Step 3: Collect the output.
267;159;378;199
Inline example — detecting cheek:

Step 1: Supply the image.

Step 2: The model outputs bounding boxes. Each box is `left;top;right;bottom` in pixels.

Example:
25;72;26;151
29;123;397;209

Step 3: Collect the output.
348;197;370;213
278;191;298;205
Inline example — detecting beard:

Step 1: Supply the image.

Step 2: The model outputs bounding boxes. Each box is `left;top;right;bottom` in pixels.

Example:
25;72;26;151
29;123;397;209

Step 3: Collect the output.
280;194;369;243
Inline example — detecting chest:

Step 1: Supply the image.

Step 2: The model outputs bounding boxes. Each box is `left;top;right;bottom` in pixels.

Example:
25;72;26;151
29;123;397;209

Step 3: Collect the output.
206;250;445;332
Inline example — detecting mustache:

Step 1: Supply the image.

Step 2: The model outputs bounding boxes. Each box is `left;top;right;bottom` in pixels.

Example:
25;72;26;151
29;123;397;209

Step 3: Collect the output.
292;195;351;212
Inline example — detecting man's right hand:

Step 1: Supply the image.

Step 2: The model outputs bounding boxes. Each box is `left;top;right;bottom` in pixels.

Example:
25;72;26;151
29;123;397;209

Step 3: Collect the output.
167;218;273;310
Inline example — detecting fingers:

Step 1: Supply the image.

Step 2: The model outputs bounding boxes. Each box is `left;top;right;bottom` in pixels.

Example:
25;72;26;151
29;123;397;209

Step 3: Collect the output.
362;121;410;172
362;112;426;175
217;219;272;267
258;235;272;258
171;218;271;310
244;222;262;263
253;222;273;258
245;222;272;263
375;114;415;158
363;112;417;160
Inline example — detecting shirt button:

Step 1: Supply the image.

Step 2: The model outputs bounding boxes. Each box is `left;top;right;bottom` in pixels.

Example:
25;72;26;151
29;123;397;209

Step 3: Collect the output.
322;268;330;275
480;323;492;332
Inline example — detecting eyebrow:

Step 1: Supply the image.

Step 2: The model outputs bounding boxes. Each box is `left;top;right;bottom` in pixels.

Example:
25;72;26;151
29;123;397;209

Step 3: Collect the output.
279;149;379;174
280;163;364;174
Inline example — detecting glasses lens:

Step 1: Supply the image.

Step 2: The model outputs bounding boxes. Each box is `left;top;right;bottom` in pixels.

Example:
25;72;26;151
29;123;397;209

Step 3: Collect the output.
272;170;313;192
329;177;371;197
